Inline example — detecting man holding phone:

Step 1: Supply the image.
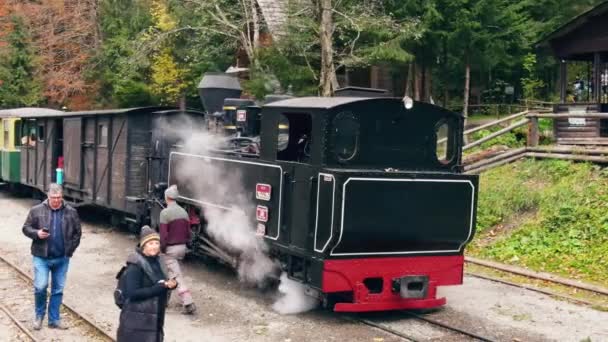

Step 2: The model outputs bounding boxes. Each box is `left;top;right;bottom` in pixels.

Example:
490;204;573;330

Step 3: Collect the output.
22;183;82;331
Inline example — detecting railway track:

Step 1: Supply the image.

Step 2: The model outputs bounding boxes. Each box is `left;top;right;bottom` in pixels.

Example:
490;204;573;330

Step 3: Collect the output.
465;257;608;308
0;255;116;342
0;302;38;341
344;307;502;342
355;313;498;342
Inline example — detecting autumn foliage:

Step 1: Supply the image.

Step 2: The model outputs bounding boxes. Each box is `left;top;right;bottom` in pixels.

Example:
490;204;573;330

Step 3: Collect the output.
4;0;99;108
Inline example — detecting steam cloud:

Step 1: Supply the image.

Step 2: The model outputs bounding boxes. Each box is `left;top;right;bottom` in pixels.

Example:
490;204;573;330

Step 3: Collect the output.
155;114;318;313
272;272;319;314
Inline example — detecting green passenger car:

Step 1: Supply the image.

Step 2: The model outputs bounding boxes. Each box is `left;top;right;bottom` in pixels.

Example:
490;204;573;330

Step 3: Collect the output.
0;117;22;183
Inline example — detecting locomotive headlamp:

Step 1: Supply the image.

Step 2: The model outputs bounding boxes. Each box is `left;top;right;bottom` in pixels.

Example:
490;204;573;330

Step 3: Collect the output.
403;96;414;110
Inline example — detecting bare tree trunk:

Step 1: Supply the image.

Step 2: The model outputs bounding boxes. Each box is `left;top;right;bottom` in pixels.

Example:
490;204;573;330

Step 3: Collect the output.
319;0;335;96
179;93;186;112
250;0;260;50
442;38;448;107
424;64;432;103
414;62;422;101
463;51;471;142
463;54;471;117
404;63;413;97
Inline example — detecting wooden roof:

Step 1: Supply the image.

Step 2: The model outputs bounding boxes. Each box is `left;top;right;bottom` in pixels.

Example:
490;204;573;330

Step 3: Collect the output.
539;2;608;60
256;0;287;38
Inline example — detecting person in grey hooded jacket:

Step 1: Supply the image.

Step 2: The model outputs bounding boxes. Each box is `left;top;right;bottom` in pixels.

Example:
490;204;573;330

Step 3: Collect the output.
117;226;176;342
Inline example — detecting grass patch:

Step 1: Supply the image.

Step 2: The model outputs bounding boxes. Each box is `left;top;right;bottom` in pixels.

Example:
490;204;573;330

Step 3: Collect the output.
470;159;608;286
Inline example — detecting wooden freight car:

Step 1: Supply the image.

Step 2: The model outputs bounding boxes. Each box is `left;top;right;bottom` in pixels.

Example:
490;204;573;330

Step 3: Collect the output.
15;107;204;227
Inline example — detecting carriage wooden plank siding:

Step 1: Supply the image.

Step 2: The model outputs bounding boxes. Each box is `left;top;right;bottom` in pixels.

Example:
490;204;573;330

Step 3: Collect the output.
14;108;177;219
553;103;608;145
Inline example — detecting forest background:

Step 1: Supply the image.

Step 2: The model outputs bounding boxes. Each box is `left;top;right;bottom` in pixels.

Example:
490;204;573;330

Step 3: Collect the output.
0;0;604;112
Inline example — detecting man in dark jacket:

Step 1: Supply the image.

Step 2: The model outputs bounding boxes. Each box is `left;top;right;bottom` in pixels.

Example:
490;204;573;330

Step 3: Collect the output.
159;185;196;314
117;226;176;342
22;183;82;330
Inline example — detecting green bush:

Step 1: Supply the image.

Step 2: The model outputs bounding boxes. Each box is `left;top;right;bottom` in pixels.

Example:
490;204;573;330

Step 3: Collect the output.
473;159;608;285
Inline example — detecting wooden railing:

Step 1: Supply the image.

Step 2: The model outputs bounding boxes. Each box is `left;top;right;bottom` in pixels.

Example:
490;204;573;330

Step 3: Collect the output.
464;111;608;173
526;112;608;147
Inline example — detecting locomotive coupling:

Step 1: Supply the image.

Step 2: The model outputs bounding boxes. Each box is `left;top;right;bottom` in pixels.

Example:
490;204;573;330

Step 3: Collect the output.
391;275;429;299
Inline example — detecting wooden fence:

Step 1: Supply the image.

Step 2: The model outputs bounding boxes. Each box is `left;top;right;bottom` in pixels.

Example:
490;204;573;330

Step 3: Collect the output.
463;111;608;174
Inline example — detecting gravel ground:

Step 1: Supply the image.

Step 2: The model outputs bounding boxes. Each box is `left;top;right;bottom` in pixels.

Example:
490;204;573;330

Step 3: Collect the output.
1;187;608;342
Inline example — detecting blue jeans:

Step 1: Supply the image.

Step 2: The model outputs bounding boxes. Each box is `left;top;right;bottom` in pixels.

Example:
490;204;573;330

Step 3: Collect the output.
33;256;70;324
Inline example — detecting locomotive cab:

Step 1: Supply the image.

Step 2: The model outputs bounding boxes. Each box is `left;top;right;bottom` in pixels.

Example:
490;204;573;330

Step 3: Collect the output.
258;97;478;312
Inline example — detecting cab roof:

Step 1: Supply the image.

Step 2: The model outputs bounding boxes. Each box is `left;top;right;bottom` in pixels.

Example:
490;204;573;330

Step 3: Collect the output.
263;97;463;117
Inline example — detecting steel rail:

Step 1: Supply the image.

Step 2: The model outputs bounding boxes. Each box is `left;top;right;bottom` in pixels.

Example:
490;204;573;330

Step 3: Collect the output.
465;272;598;307
402;312;498;342
0;302;39;342
350;312;499;342
465;257;608;296
0;255;116;342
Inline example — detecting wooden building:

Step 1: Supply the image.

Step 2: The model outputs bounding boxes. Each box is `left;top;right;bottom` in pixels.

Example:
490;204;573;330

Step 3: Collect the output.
540;2;608;144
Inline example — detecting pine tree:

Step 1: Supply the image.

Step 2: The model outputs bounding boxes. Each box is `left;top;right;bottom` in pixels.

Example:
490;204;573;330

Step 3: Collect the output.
0;15;43;107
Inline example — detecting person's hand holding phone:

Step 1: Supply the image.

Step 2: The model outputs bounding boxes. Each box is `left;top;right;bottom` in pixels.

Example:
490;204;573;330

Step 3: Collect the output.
165;278;177;289
37;228;50;239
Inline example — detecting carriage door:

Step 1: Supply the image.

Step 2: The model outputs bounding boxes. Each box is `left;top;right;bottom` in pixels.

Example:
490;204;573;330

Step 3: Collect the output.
287;164;316;250
63;118;82;189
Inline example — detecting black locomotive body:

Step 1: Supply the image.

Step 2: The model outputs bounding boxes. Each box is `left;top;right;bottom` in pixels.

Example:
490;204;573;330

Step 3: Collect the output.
167;95;478;312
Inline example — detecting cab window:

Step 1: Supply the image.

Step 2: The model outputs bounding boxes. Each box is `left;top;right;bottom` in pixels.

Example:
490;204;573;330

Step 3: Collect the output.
277;113;312;163
435;118;455;165
331;111;359;163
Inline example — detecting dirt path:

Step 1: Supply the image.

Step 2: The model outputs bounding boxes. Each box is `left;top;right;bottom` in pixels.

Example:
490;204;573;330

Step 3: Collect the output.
1;188;608;341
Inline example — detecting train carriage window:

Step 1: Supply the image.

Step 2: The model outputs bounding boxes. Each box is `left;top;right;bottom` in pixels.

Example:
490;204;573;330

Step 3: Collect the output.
332;111;360;162
435;119;454;165
21;120;37;147
98;124;108;146
3;120;9;147
14;121;21;147
37;124;45;142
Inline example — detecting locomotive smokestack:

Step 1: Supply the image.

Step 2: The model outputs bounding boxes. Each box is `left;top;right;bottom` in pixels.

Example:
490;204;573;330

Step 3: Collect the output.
198;72;242;115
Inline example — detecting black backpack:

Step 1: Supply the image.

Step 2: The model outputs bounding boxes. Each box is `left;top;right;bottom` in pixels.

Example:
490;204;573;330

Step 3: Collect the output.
114;254;159;309
114;265;129;309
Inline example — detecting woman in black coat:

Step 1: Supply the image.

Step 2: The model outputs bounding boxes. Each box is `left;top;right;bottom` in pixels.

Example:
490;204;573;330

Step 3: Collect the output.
117;226;177;342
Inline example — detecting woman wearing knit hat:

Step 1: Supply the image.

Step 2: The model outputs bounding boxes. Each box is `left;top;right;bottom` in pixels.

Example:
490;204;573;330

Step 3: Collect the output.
117;226;177;342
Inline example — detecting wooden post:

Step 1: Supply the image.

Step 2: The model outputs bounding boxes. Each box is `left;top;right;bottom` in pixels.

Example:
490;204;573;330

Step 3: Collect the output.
594;52;601;103
560;60;567;103
370;65;379;89
527;116;539;147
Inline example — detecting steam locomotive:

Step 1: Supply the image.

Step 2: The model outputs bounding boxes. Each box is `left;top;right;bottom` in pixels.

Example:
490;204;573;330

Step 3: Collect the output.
0;72;478;312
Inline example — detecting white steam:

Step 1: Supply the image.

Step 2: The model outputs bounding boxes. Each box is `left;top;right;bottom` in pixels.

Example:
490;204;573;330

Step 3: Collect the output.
156;114;318;314
155;115;279;287
272;272;319;314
